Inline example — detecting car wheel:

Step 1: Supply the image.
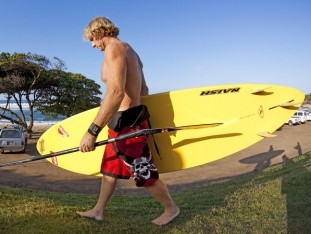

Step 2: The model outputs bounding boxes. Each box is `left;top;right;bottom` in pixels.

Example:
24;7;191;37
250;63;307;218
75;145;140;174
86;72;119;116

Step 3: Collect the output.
288;120;293;126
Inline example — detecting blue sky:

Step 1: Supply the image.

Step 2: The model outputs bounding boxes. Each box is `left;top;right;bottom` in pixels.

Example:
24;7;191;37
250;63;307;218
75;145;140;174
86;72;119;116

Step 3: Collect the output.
1;0;310;95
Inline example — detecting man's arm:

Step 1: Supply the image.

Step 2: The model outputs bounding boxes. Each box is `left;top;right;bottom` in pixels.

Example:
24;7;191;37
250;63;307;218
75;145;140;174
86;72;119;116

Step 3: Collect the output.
93;45;126;127
79;44;126;152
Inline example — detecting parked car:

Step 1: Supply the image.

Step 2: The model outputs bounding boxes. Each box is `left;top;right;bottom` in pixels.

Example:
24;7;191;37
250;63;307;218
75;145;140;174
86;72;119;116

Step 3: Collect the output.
285;116;301;126
0;125;27;153
293;111;308;124
305;111;311;121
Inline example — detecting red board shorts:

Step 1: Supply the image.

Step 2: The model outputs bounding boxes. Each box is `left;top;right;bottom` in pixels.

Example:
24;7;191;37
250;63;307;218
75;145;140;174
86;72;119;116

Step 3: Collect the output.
100;119;159;187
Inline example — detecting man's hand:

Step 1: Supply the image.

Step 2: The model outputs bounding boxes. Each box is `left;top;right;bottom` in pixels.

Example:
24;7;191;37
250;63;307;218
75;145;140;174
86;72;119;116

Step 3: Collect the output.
79;132;97;153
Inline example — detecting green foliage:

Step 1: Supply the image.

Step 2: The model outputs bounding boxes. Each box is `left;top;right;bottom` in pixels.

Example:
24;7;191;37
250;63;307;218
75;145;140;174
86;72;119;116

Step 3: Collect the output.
305;94;311;104
37;72;102;118
0;52;64;131
0;52;101;131
0;153;310;233
0;52;63;93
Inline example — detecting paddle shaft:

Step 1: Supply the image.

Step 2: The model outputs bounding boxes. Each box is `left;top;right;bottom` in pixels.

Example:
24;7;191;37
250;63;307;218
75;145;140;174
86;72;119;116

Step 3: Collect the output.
0;123;221;168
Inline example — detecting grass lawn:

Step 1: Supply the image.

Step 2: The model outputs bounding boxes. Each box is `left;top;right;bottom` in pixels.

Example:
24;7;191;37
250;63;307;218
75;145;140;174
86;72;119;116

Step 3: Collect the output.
0;153;310;234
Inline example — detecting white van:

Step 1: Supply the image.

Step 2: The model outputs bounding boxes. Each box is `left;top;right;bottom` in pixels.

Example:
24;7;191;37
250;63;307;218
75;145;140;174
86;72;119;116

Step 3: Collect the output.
293;111;308;124
285;116;301;126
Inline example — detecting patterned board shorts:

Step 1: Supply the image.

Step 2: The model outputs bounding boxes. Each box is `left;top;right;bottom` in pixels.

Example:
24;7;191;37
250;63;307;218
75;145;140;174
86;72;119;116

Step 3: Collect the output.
100;119;159;187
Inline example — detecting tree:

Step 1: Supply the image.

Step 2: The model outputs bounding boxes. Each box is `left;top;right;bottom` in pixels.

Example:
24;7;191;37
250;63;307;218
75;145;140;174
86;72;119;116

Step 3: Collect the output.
0;52;65;133
37;72;102;118
0;52;102;134
305;93;311;105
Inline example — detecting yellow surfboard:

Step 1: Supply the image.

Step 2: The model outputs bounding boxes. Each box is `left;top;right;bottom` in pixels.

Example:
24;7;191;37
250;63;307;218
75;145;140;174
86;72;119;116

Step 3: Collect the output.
36;84;304;176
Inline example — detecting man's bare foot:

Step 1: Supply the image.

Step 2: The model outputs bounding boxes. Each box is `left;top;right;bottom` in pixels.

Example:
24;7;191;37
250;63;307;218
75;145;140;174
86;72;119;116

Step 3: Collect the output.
76;209;104;221
151;207;180;226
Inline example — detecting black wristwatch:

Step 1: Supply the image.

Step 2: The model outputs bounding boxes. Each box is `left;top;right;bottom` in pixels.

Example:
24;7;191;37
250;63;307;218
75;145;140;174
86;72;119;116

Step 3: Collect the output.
88;123;102;136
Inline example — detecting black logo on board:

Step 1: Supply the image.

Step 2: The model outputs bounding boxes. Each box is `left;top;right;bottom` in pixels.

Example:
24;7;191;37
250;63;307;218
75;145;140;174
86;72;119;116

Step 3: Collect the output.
200;87;240;96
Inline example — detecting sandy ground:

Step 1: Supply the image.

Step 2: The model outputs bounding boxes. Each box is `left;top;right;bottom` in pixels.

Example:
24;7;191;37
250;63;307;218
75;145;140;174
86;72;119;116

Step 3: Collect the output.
0;123;310;195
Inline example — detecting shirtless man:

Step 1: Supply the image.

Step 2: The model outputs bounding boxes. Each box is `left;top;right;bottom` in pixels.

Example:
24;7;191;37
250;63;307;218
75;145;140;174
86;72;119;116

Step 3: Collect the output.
77;16;180;225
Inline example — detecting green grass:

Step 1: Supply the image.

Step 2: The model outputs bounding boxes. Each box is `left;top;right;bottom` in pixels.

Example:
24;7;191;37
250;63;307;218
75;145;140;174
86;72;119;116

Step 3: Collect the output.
1;153;311;234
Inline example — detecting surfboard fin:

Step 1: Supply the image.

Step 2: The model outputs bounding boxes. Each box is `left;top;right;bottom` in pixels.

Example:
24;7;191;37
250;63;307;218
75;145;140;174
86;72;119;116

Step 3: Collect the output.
279;101;302;107
269;100;302;110
257;131;277;138
251;87;271;94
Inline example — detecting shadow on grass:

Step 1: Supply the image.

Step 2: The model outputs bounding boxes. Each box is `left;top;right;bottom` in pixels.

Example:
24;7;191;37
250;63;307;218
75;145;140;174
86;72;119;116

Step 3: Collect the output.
281;150;311;233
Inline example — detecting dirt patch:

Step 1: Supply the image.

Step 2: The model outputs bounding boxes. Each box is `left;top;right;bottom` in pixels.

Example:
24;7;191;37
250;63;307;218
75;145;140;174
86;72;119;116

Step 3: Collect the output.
0;123;310;195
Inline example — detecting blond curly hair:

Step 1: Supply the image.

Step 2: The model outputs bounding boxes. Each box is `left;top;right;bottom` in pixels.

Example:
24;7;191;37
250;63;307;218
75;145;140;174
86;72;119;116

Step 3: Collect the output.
83;16;119;40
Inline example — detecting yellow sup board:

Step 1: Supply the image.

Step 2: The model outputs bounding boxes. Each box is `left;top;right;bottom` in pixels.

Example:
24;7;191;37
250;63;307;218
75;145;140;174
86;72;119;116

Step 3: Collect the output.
36;84;304;176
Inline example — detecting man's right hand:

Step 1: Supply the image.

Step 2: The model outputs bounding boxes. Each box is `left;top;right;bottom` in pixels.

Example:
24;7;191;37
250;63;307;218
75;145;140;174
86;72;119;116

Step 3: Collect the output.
79;132;97;153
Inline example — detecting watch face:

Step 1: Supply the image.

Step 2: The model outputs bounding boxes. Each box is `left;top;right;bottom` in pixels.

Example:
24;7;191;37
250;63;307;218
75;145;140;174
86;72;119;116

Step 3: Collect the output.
89;123;102;136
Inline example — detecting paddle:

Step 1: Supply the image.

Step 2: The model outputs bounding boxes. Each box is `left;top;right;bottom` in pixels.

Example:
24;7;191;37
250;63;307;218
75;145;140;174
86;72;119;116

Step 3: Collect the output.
0;123;222;168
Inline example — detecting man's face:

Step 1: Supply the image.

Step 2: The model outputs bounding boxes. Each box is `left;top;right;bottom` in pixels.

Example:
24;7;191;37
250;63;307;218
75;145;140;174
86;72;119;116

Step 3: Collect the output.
90;37;105;51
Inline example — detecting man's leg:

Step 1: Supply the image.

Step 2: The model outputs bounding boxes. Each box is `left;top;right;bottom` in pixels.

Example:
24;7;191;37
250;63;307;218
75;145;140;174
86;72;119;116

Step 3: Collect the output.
145;179;180;225
76;175;117;221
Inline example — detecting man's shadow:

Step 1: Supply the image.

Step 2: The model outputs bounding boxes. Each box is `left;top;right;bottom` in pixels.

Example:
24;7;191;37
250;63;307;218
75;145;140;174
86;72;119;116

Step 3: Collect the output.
239;145;284;171
281;142;311;233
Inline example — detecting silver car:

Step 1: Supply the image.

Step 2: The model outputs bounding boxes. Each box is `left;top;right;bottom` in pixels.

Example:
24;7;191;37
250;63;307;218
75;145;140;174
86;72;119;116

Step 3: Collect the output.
0;126;27;153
